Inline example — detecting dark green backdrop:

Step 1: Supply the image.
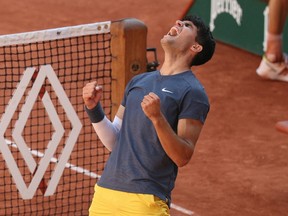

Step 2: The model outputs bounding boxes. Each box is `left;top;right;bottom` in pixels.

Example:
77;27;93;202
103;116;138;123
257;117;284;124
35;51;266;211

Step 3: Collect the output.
185;0;288;56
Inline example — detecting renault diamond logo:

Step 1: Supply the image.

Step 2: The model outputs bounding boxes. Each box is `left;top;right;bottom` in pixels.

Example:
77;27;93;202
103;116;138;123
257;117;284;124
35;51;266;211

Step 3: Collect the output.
0;65;82;199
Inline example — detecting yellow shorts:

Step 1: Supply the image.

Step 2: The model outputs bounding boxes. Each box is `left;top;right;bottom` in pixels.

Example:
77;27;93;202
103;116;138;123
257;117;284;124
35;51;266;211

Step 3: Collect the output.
89;185;170;216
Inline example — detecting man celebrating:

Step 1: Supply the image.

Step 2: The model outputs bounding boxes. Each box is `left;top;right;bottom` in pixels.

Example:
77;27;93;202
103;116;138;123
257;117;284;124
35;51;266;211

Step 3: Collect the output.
83;15;215;216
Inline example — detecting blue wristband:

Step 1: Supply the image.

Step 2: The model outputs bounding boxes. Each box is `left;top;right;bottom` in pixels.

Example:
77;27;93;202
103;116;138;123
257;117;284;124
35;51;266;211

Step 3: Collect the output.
84;103;105;123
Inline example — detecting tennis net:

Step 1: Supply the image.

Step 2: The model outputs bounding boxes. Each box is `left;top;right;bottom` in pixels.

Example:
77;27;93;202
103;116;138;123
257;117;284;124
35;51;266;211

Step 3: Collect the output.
0;18;147;215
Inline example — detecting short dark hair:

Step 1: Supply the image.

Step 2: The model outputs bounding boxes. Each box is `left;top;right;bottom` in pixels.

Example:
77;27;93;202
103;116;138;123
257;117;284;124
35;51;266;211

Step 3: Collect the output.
182;15;216;66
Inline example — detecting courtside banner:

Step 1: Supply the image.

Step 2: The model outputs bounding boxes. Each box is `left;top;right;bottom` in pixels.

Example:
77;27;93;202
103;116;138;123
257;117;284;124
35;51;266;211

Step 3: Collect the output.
185;0;288;55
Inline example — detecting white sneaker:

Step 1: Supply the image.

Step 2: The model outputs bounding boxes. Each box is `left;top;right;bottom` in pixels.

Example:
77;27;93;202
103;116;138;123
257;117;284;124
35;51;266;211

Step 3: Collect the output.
275;120;288;135
256;53;288;82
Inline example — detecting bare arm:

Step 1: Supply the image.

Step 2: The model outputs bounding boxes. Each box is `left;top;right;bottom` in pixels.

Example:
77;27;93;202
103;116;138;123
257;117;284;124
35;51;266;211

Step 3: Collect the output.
141;92;203;167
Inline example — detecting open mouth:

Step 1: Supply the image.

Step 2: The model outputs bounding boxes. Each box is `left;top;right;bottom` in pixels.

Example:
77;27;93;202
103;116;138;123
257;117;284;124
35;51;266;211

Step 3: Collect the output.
167;27;179;36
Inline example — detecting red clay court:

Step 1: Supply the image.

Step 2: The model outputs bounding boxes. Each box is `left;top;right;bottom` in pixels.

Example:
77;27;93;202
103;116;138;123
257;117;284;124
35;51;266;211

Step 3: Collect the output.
0;0;287;215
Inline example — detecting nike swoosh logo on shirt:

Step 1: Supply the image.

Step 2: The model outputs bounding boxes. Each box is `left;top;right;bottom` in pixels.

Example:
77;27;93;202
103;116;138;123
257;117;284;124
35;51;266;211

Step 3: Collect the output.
161;88;173;94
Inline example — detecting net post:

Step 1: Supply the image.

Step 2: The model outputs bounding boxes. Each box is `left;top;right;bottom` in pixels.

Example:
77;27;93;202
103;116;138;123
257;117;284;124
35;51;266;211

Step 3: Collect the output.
110;18;147;118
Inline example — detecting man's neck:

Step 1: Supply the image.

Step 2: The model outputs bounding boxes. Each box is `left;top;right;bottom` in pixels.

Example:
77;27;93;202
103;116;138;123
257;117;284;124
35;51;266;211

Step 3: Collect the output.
159;50;193;75
160;61;191;76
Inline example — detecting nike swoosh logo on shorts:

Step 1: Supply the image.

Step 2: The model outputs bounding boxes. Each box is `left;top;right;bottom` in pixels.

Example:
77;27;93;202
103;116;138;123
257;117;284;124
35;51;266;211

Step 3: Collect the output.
161;88;173;94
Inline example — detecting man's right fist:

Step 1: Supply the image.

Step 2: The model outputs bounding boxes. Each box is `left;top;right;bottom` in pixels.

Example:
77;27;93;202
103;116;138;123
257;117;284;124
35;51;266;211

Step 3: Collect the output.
82;81;103;109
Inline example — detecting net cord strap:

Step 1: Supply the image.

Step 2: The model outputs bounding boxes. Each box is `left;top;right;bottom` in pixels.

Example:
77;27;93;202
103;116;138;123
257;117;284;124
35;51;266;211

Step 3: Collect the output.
0;21;111;47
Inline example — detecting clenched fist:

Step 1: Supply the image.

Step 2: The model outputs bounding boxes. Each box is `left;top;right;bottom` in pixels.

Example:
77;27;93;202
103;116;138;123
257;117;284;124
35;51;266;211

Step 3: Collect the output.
82;81;103;109
141;92;161;121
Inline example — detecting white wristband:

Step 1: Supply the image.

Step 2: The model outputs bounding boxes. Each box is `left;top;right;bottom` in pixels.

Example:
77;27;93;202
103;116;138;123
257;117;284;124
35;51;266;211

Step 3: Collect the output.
92;116;122;151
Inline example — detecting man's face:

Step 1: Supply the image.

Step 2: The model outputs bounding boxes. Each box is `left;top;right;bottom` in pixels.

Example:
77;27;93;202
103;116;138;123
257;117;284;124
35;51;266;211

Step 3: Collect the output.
161;20;198;52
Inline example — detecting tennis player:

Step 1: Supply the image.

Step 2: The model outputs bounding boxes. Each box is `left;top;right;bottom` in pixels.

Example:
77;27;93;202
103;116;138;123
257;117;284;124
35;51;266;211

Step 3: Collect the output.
83;15;215;215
